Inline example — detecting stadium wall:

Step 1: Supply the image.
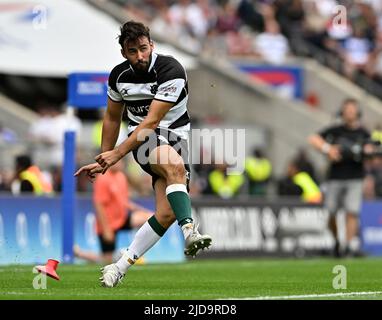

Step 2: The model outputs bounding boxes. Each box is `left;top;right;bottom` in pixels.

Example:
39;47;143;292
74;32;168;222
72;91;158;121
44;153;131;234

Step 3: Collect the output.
192;197;382;258
1;195;382;265
302;58;382;128
0;93;37;137
0;195;184;265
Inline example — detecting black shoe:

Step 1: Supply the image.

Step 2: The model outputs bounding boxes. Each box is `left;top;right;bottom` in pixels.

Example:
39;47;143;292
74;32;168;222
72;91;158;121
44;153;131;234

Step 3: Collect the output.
333;241;342;258
344;247;367;258
352;250;366;258
343;246;351;258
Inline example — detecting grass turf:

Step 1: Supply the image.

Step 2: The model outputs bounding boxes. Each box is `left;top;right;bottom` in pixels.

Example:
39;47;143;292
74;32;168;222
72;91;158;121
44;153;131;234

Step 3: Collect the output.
0;257;382;300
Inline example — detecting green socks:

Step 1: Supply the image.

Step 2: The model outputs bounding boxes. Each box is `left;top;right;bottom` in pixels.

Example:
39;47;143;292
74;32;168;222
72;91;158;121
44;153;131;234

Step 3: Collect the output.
166;184;193;227
147;215;167;237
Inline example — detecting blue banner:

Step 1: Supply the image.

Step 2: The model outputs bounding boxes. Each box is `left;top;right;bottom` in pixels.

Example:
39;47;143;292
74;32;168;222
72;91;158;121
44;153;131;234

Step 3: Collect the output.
360;201;382;256
0;195;185;265
0;196;62;265
75;197;185;264
2;195;382;263
68;73;109;108
235;64;304;99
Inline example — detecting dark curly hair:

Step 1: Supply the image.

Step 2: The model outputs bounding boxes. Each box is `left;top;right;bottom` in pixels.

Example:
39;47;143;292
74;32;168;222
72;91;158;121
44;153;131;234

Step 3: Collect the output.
118;20;151;48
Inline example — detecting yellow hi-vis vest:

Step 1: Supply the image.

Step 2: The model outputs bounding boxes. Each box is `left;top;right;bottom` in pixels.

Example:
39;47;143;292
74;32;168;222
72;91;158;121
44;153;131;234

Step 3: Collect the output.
92;120;104;148
372;130;382;145
292;172;322;203
92;120;127;148
19;170;44;195
208;170;244;199
245;157;272;182
27;166;53;194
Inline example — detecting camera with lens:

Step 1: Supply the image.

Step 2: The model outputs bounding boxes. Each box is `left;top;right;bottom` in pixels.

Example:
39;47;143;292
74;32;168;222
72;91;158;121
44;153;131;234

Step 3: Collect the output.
338;138;382;162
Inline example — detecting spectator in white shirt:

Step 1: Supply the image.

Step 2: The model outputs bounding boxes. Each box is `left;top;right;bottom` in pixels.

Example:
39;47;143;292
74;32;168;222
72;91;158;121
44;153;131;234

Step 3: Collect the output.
168;0;209;41
29;105;82;170
339;26;374;79
253;20;290;65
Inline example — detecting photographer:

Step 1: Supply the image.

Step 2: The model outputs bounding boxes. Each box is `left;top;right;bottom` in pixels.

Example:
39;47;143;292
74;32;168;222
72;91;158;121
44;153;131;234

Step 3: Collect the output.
309;98;374;257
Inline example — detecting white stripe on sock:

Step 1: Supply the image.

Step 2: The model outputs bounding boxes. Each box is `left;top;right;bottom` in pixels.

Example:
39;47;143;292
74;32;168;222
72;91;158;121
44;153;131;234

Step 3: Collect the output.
166;184;187;196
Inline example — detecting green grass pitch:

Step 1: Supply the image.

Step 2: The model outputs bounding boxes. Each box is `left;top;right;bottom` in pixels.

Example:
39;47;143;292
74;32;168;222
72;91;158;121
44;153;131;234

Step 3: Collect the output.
1;258;382;300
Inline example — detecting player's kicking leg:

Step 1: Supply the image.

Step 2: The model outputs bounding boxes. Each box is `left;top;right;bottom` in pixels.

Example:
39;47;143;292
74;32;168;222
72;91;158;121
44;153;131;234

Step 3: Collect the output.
99;175;211;287
100;212;170;287
100;145;212;287
149;144;212;257
100;178;176;288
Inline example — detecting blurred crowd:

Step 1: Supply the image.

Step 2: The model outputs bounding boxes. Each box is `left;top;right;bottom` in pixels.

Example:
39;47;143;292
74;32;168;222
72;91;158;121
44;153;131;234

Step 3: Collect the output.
1;102;382;203
111;0;382;88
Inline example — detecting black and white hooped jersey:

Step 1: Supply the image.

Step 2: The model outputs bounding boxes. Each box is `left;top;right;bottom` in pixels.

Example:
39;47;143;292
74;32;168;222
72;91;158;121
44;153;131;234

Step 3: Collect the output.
107;52;190;139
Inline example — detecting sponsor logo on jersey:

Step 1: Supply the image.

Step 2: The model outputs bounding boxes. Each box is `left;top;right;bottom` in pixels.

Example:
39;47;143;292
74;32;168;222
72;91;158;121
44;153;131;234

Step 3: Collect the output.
150;84;158;94
127;104;150;116
120;88;130;98
159;85;177;94
157;84;179;98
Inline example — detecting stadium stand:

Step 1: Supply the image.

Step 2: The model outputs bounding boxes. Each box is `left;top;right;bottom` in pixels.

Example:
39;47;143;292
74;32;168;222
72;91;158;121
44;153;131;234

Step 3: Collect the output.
104;0;382;98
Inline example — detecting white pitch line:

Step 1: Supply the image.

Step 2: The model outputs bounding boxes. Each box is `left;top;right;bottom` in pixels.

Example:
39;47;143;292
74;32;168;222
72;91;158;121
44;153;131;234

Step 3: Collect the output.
1;291;219;297
226;291;382;300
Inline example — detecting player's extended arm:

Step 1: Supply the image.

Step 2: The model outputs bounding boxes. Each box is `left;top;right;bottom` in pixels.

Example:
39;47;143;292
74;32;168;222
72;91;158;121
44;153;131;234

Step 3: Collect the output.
74;98;124;180
102;98;125;152
308;134;341;162
308;134;328;153
95;99;174;172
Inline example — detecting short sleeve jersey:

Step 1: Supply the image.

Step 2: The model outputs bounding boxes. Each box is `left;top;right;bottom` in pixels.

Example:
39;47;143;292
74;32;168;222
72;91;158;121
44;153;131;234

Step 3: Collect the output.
107;52;190;139
319;124;370;180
